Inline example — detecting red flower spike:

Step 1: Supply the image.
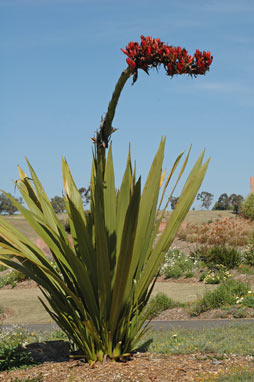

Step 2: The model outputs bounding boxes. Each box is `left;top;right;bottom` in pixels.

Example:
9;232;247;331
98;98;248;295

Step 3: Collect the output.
122;36;213;83
126;58;136;71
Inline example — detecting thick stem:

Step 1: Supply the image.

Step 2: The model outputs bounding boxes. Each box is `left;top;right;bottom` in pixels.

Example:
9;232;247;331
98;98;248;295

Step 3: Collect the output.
94;66;132;151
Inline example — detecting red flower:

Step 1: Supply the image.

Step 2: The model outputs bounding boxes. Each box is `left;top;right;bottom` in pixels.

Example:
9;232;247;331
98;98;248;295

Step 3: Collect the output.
126;58;136;71
122;36;213;83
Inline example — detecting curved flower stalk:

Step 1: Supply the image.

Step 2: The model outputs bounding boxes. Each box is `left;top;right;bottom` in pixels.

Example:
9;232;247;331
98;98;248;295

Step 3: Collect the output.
0;36;213;363
94;35;213;150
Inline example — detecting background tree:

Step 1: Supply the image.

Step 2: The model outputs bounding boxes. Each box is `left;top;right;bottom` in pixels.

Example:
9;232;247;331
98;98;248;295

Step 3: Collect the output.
0;193;23;215
78;187;90;207
50;195;65;214
170;196;179;210
213;193;243;213
228;194;244;214
213;193;230;210
197;191;214;210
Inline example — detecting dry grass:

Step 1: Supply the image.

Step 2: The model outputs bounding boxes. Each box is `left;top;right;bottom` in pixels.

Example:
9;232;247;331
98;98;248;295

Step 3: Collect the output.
177;216;254;247
6;211;235;243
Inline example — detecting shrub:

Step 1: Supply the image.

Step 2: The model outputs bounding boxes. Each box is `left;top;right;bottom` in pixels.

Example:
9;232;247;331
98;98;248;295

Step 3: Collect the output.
241;193;254;220
199;272;207;282
0;343;35;371
0;270;28;288
184;271;194;278
0;327;37;371
147;292;183;319
190;279;249;316
220;305;248;319
238;264;254;275
197;246;242;270
165;265;183;279
241;294;254;308
0;264;7;272
177;217;254;246
242;238;254;266
202;266;231;284
161;249;195;279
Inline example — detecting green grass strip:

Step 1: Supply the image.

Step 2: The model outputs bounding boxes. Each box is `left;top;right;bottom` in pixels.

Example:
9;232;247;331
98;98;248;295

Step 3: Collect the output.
139;323;254;356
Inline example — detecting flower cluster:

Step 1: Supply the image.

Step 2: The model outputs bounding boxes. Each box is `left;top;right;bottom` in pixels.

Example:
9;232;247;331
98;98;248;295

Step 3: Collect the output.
121;35;213;83
203;266;231;284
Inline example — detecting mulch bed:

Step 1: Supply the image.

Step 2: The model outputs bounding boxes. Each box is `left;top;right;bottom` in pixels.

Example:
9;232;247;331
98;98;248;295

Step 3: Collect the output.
1;350;254;382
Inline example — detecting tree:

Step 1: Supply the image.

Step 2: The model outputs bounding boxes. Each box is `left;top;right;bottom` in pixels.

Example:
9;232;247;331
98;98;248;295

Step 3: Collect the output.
0;193;23;215
228;194;244;214
50;196;65;214
197;191;214;210
78;187;90;206
213;193;244;213
170;196;179;210
213;193;230;210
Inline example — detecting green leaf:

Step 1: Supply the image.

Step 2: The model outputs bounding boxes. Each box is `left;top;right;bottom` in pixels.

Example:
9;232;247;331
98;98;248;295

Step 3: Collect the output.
109;177;141;332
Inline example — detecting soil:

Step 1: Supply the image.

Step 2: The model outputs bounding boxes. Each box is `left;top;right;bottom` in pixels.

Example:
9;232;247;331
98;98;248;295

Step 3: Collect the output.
1;350;253;382
154;306;254;321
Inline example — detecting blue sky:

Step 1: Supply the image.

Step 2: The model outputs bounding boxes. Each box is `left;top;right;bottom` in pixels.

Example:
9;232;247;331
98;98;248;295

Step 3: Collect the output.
1;0;254;209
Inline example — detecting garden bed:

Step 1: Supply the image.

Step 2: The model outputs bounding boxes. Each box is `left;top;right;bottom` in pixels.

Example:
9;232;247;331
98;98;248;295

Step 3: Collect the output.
0;351;253;382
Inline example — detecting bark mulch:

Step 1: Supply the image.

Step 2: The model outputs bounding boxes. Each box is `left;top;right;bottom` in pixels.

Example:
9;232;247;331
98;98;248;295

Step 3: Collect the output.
1;349;254;382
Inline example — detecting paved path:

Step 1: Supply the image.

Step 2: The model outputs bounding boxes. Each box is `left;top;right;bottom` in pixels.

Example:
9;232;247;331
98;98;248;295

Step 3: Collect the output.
1;283;252;332
2;319;254;334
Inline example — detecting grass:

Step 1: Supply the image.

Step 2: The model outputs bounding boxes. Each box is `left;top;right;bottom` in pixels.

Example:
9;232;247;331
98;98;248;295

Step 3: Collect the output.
161;210;235;225
3;215;39;243
1;323;254;372
139;323;254;356
199;367;254;382
0;288;52;324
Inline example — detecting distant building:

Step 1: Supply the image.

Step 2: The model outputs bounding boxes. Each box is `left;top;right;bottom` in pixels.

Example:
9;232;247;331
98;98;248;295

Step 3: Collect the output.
251;177;254;193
